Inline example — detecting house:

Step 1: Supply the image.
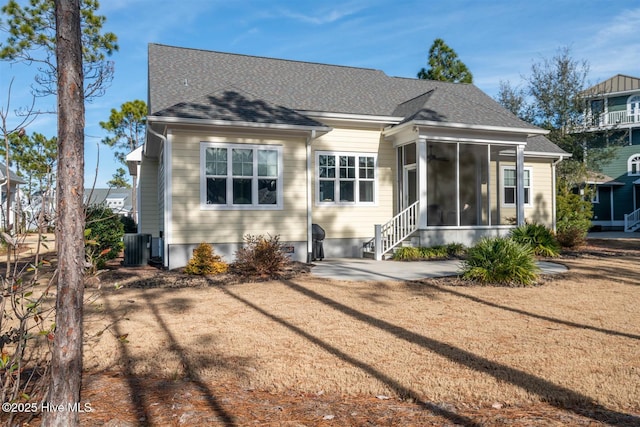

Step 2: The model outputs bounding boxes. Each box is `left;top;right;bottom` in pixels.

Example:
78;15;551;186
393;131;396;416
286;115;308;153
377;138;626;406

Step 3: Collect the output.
84;188;134;217
0;162;26;230
129;44;568;269
580;74;640;231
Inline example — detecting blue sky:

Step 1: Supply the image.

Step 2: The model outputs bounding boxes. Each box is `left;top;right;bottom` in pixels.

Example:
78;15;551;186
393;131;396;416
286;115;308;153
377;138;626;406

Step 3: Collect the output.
1;0;639;187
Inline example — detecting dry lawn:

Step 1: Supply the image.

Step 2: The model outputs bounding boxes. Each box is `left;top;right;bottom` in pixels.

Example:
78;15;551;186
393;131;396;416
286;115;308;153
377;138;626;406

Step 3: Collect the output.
7;238;640;426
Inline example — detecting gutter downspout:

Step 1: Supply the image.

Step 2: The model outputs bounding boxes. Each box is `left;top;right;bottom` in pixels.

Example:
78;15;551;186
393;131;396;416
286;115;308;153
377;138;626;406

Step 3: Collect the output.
306;130;316;263
551;155;564;233
146;123;168;268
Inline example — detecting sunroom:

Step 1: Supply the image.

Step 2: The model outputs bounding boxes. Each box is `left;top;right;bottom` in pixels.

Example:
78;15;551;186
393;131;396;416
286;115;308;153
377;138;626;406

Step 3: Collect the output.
370;121;550;260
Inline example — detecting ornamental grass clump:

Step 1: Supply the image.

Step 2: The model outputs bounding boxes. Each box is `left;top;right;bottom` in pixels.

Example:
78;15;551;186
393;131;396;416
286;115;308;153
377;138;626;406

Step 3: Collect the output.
392;246;422;261
393;243;467;261
510;223;560;257
184;243;228;275
461;237;539;286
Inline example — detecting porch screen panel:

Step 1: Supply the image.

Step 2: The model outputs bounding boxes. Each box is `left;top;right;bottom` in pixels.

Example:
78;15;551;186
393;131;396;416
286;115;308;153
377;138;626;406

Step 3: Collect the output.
459;144;489;226
426;143;457;226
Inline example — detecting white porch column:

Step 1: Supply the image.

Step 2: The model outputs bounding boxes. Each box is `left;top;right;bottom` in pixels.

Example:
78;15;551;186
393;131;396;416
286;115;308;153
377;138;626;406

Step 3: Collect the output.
417;139;428;228
516;144;525;226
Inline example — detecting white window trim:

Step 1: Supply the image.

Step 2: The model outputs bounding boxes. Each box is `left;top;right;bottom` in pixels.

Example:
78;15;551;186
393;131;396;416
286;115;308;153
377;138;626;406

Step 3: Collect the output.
628;154;640;176
500;166;533;208
591;186;600;204
200;142;284;210
315;151;378;206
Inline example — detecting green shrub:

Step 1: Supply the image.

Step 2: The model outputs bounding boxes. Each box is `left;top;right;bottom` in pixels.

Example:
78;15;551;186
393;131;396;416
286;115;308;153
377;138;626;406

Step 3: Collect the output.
393;243;466;261
120;215;137;233
85;204;124;270
392;246;422;261
232;234;291;278
184;243;228;275
556;180;592;248
461;237;539;286
446;243;467;258
419;245;448;259
510;223;560;257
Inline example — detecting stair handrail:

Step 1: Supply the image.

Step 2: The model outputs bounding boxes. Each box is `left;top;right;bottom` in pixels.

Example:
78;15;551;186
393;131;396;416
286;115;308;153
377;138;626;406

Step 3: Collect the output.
373;201;419;260
624;207;640;232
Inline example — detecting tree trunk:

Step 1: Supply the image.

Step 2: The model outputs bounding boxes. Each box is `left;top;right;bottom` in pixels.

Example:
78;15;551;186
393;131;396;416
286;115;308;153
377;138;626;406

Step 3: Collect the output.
41;1;85;426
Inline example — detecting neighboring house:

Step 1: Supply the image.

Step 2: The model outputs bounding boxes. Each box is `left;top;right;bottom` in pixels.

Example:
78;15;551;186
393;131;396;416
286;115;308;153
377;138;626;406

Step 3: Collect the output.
84;188;133;217
129;44;568;269
0;162;26;230
580;74;640;231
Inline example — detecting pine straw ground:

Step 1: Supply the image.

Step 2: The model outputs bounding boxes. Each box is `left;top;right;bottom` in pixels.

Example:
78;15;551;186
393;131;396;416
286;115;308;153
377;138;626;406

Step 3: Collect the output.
13;238;640;426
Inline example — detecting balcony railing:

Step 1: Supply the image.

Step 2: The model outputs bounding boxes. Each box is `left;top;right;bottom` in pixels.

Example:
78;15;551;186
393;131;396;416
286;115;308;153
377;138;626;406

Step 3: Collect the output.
588;111;640;127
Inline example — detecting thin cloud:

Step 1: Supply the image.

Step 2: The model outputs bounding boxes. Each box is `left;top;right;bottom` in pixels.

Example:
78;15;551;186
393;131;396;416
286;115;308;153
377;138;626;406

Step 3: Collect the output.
276;2;369;25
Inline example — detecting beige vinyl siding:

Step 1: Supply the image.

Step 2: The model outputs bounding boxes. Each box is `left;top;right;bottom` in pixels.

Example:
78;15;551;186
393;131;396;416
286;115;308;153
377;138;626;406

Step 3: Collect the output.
169;128;308;245
491;159;554;227
528;159;553;226
138;156;160;235
312;125;395;238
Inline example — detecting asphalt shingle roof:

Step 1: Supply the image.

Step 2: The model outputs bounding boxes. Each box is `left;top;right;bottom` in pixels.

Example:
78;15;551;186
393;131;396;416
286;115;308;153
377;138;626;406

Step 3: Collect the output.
149;43;564;154
0;162;25;184
153;88;326;127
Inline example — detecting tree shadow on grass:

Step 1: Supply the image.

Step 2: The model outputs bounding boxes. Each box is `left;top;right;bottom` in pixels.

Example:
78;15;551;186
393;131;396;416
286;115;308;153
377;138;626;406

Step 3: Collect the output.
96;291;238;426
275;279;639;426
212;279;485;427
409;280;640;341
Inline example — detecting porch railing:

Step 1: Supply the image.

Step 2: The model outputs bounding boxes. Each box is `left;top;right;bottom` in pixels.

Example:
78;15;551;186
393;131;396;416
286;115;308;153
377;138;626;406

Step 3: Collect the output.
624;207;640;232
590;111;639;127
372;201;419;260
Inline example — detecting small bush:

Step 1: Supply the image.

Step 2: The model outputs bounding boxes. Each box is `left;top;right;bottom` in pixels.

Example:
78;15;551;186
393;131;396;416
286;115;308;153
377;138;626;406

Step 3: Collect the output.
556;225;588;248
556;181;592;248
461;237;539;286
120;215;137;233
510;223;560;257
232;234;291;278
184;243;228;275
85;204;125;270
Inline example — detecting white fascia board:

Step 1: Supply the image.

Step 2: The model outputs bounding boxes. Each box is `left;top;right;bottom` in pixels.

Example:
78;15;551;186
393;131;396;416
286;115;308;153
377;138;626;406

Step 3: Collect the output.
147;115;332;134
413;120;549;136
523;151;572;159
384;119;548;138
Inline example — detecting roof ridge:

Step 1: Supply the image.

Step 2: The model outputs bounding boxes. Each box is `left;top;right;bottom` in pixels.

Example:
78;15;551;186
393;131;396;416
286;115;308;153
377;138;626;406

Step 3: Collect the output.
390;75;473;86
150;43;388;75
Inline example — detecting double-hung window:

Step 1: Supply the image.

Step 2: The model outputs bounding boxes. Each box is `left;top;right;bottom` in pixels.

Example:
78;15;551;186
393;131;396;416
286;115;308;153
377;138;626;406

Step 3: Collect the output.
201;143;282;209
317;152;376;205
501;166;532;207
